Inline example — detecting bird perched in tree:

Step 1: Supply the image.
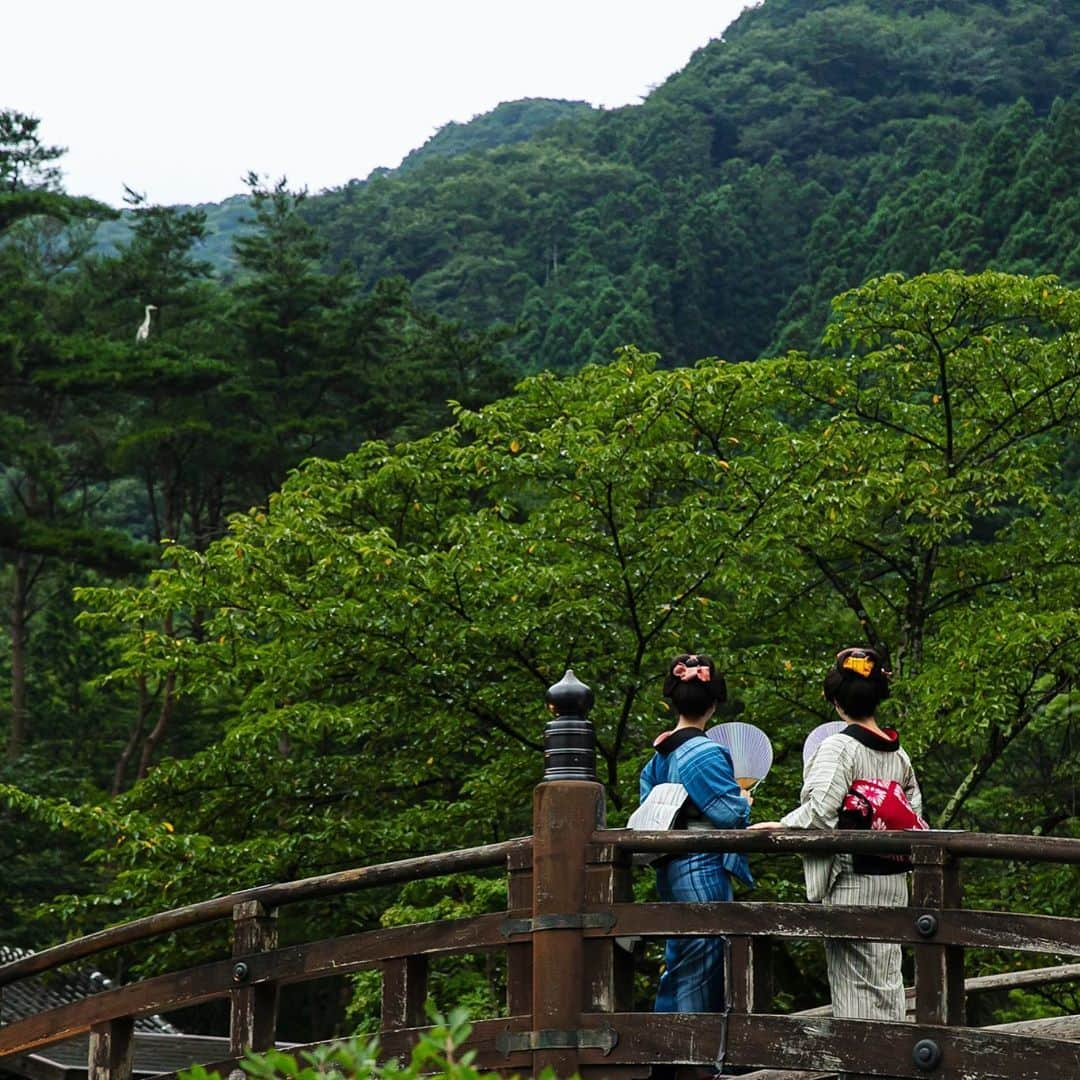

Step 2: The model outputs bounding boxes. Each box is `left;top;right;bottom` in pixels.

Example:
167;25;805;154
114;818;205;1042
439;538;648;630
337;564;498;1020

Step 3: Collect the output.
135;304;157;343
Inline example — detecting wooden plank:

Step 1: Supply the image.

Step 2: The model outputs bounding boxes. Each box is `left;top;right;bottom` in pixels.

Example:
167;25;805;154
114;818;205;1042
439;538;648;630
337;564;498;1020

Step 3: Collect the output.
727;937;772;1014
8;827;1080;995
578;1011;725;1066
505;855;532;1017
378;1016;532;1074
718;1013;1080;1080
912;846;965;1027
966;961;1080;995
381;956;428;1032
0;959;237;1058
600;828;1080;866
734;1073;831;1080
558;1013;1080;1078
87;1019;134;1080
0;912;517;1059
988;1015;1080;1039
584;841;634;1013
590;902;1080;954
10;899;1080;1066
230;901;279;1057
0;837;531;989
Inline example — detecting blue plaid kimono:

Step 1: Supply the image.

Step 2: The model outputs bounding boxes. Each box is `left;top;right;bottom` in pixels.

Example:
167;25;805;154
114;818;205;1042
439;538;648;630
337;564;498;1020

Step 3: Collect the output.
639;728;752;1013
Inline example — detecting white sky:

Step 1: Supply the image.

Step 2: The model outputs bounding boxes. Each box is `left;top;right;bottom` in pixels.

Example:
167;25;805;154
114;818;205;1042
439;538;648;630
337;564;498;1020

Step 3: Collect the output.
4;1;753;208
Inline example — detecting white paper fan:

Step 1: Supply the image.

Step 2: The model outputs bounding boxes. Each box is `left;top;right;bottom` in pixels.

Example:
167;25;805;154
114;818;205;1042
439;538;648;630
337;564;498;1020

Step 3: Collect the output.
802;720;847;765
706;722;774;790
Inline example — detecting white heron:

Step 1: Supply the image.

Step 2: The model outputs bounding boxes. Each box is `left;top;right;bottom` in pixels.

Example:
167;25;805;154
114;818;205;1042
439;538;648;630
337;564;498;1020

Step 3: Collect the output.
135;304;157;343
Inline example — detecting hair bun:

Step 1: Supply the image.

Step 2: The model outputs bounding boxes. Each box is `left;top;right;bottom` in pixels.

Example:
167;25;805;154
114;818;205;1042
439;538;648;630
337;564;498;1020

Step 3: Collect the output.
834;647;890;680
663;653;727;705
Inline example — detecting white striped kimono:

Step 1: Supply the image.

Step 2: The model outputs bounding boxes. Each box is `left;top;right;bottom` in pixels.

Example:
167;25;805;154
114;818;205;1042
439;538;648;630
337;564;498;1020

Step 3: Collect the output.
780;725;923;1021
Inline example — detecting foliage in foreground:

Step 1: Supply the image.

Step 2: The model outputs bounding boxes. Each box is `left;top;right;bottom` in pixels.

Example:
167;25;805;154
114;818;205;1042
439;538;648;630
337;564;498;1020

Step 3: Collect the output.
181;1008;546;1080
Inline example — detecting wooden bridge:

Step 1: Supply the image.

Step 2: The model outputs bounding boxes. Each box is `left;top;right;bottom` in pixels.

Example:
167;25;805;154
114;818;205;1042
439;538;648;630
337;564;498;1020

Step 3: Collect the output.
2;672;1079;1080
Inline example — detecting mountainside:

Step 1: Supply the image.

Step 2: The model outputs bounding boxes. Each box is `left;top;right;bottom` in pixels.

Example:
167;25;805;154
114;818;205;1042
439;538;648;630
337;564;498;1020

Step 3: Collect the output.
91;194;253;279
300;0;1080;368
395;97;596;174
88;100;595;278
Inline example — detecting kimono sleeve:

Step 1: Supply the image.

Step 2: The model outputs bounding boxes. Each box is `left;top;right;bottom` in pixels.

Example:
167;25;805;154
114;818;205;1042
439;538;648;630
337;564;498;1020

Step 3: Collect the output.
780;734;855;830
901;749;924;817
639;753;664;804
678;741;751;829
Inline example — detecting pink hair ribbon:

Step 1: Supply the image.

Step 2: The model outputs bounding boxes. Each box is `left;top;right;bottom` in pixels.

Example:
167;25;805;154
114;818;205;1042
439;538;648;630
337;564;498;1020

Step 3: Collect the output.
673;662;711;683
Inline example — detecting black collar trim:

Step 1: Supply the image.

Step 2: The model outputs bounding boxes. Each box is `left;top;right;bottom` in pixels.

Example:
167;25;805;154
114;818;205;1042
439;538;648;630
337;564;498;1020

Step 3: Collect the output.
656;727;709;754
841;723;900;752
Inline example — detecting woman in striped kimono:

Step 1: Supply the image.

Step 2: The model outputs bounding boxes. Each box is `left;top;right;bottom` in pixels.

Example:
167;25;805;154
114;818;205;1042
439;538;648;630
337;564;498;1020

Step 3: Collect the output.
638;653;753;1013
752;647;924;1021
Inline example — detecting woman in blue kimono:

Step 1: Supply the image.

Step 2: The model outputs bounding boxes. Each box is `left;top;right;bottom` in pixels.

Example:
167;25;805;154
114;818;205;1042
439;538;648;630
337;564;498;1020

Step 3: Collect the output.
639;653;753;1012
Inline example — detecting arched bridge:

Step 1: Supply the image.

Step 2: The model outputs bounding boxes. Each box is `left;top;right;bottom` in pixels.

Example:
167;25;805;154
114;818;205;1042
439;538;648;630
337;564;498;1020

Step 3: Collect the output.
2;674;1079;1079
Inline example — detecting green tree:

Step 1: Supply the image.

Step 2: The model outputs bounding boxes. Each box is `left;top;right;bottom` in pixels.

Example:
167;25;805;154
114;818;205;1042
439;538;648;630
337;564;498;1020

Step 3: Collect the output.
0;112;138;764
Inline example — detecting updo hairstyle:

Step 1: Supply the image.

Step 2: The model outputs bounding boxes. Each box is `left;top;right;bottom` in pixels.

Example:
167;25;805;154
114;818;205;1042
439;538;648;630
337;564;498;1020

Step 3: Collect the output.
823;647;890;720
663;653;727;721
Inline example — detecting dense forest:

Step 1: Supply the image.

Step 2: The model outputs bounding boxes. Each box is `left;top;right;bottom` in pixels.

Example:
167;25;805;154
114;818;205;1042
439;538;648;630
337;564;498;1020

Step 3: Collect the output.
302;0;1080;367
1;0;1079;1042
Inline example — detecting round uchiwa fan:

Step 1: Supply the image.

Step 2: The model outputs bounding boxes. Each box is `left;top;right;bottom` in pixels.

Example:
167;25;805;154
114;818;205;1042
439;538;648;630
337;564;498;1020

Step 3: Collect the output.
802;720;847;765
706;722;773;791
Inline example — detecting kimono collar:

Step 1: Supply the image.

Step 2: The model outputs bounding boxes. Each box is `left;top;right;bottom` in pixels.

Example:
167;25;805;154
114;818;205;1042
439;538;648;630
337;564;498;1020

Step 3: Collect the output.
842;723;900;752
654;727;709;755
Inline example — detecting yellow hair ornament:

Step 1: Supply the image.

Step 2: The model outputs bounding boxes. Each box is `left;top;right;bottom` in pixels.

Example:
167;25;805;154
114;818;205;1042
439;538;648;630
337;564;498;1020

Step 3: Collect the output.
841;654;875;678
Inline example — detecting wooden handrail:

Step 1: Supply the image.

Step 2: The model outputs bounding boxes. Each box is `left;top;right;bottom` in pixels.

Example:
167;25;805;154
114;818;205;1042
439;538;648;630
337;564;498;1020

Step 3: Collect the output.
583;902;1080;954
0;836;529;988
4;901;1078;1061
0;913;526;1058
7;828;1079;990
6;824;1080;1078
604;827;1080;863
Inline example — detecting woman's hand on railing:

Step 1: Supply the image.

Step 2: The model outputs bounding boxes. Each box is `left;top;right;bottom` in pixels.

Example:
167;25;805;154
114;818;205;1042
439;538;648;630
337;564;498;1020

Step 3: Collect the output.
748;820;783;829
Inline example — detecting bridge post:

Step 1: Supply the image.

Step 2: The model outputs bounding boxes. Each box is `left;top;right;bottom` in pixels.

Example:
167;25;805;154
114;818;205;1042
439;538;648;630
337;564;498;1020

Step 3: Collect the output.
88;1017;134;1080
727;936;772;1015
381;954;429;1032
912;843;965;1026
506;846;533;1017
528;669;605;1077
584;838;634;1013
229;900;280;1057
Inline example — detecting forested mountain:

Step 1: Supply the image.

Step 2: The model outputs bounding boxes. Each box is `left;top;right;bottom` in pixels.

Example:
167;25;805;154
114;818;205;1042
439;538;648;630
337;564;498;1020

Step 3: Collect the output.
2;0;1080;1043
89;99;596;278
303;0;1079;368
395;97;596;174
92;194;254;280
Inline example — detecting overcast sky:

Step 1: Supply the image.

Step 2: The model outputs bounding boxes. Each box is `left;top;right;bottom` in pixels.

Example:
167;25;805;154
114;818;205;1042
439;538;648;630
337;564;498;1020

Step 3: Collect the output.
5;1;754;208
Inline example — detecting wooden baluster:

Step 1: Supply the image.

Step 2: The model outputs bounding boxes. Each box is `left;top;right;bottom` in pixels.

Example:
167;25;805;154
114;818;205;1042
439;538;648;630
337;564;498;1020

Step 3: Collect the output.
727;936;772;1015
584;840;634;1013
229;900;280;1057
506;847;533;1018
88;1017;134;1080
913;844;965;1027
381;955;429;1032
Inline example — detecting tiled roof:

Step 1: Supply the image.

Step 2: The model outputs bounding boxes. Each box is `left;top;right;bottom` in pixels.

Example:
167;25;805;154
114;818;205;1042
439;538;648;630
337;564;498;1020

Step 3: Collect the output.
0;946;241;1078
0;946;177;1033
3;1033;239;1079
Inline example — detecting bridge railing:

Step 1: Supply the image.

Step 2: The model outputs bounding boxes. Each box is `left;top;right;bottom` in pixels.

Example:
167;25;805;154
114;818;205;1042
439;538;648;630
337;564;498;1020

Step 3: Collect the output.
2;670;1080;1079
0;819;1079;1078
0;839;537;1079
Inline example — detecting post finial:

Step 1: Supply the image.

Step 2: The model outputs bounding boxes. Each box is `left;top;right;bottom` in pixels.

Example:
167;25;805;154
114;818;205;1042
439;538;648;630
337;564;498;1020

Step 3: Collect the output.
542;669;597;781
